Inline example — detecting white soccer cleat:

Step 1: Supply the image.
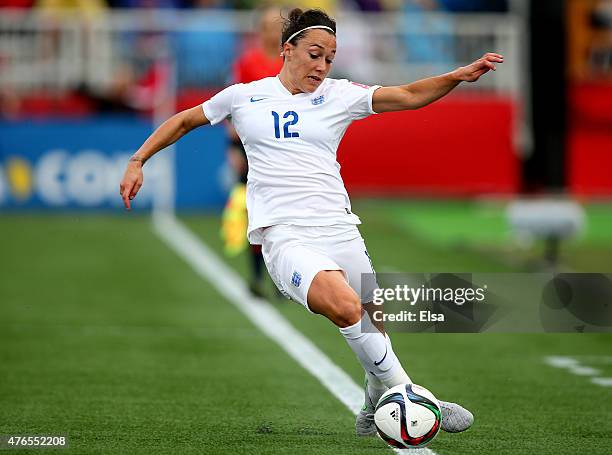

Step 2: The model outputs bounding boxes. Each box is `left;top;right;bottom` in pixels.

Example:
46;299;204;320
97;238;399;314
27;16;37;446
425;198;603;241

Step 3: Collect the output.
439;401;474;433
355;408;378;437
357;382;474;436
355;384;378;437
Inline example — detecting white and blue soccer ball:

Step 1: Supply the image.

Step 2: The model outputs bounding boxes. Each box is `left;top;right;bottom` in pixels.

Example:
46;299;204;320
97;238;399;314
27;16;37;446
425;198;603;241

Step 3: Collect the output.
374;383;442;449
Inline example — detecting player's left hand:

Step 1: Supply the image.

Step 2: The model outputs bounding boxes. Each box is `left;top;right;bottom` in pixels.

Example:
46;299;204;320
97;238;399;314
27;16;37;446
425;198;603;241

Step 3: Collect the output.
454;53;504;83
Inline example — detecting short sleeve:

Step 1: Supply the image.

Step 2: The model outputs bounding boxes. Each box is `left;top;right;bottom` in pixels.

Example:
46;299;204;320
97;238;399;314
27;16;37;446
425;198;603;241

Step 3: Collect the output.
336;79;381;121
202;84;241;125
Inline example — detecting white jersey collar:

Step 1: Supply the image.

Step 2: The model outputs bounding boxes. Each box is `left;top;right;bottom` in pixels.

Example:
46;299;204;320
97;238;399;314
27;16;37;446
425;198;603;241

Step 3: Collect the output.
275;75;325;98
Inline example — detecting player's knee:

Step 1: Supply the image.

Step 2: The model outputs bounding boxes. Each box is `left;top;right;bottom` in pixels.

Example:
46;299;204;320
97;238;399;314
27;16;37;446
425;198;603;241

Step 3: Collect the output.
332;292;363;328
308;271;362;327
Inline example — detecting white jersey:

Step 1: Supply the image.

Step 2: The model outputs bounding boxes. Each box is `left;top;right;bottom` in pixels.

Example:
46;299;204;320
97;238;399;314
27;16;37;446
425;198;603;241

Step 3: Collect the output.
202;76;380;244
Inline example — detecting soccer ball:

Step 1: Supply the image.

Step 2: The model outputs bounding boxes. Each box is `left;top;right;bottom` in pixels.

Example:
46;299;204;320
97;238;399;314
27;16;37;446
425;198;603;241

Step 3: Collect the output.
374;383;442;449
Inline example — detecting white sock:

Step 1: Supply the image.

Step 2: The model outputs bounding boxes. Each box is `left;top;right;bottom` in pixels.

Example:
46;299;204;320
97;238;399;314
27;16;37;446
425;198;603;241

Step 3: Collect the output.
365;371;387;406
383;332;412;386
339;312;411;389
364;333;416;405
366;370;385;390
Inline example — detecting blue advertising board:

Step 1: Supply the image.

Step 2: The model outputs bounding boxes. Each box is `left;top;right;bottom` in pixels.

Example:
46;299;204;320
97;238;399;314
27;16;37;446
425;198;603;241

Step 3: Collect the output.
0;117;228;210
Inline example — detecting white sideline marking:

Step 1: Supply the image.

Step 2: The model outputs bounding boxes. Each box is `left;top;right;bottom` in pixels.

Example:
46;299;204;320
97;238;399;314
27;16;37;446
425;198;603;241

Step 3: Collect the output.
569;366;601;376
544;356;610;388
545;356;578;368
591;377;612;387
576;356;612;365
152;212;437;454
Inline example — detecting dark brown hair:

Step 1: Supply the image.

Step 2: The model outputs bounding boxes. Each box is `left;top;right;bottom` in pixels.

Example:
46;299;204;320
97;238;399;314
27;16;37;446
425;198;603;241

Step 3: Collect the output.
281;8;336;46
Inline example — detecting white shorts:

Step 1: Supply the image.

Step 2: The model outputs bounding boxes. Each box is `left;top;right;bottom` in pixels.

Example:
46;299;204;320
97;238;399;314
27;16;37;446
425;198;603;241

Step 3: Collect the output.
260;224;378;311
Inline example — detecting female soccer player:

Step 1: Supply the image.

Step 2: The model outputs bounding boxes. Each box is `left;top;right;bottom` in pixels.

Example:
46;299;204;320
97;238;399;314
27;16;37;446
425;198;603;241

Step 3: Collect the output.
120;8;502;437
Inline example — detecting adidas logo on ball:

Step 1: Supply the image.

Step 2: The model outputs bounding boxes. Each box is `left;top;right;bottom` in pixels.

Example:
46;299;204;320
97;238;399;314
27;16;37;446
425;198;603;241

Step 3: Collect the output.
390;409;399;422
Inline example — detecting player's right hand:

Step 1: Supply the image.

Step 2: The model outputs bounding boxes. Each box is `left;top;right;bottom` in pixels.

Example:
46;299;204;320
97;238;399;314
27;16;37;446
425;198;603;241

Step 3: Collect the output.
454;52;504;82
119;161;143;210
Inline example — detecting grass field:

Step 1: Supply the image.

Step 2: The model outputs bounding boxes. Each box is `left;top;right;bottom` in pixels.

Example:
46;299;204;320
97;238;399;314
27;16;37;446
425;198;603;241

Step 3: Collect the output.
1;200;611;454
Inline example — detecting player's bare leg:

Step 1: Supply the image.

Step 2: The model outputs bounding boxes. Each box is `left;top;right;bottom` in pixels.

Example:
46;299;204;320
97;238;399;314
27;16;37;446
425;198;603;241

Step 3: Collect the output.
308;272;410;434
307;271;473;435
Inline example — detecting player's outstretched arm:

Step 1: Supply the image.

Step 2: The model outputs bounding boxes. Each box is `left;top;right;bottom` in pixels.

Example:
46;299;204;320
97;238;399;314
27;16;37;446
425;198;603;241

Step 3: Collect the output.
119;106;209;210
372;53;503;113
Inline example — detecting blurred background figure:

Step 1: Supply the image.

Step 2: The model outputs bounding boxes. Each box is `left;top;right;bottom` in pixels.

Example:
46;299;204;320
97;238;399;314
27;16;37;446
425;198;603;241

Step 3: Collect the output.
233;6;284;83
221;5;283;298
91;31;172;114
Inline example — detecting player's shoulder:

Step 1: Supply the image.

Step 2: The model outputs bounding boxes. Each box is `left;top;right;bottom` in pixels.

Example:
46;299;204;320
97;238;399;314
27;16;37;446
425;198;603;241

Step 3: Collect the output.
323;77;348;87
323;78;372;91
319;79;374;102
318;79;374;106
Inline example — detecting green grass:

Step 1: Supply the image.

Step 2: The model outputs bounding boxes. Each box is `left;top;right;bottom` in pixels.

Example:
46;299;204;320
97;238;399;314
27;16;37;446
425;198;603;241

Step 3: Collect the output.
0;215;387;454
365;199;612;271
1;203;611;454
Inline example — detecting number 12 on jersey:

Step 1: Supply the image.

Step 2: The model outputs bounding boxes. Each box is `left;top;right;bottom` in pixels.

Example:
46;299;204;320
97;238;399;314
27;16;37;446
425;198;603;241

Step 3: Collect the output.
272;111;300;139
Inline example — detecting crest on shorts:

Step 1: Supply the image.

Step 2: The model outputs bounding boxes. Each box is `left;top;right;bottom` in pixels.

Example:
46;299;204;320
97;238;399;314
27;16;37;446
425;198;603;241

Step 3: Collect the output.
291;271;302;287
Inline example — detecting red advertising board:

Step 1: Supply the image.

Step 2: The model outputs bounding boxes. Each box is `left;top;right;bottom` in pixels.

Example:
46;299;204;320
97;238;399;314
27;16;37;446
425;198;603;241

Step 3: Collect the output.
338;95;519;196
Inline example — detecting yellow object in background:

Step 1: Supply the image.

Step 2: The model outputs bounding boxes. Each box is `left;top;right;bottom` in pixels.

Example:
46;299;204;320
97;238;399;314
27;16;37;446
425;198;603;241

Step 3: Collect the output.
36;0;108;19
220;183;248;257
6;157;33;202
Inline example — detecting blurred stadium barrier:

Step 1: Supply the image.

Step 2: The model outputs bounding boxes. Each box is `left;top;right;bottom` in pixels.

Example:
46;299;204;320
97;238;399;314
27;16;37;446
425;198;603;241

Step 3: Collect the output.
0;9;527;211
0;118;227;210
0;9;522;95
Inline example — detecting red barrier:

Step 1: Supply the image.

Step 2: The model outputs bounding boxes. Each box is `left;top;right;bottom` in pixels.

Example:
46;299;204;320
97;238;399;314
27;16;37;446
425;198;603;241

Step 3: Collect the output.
569;129;612;196
338;95;519;196
568;83;612;196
